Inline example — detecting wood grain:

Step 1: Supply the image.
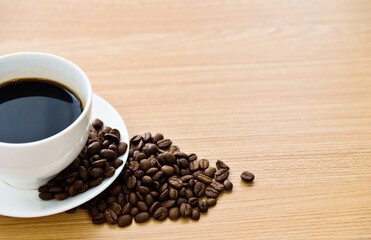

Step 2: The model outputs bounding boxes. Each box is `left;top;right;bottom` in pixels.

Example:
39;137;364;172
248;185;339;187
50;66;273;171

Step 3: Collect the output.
0;0;370;239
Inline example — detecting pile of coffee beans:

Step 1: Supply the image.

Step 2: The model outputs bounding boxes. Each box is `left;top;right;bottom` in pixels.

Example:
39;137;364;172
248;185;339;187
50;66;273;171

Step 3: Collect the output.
78;132;234;226
38;119;128;200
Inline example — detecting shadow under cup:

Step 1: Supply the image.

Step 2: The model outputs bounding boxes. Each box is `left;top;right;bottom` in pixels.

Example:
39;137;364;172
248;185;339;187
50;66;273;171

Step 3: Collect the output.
0;52;92;190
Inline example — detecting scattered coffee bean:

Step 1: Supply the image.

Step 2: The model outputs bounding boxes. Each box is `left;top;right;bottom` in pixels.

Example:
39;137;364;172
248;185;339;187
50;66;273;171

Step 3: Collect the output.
210;179;224;192
179;203;192;218
191;209;200;220
223;179;233;190
240;171;255;182
206;198;217;207
117;215;132;227
135;212;150;223
199;159;209;170
153;207;168;220
216;160;229;170
198;201;208;213
214;169;229;182
169;207;180;220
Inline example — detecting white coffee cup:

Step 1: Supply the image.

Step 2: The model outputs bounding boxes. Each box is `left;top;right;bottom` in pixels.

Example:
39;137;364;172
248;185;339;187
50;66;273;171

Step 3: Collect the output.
0;52;92;189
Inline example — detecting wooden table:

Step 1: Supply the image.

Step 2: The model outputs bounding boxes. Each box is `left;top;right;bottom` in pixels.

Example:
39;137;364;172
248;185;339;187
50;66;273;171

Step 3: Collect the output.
0;0;370;239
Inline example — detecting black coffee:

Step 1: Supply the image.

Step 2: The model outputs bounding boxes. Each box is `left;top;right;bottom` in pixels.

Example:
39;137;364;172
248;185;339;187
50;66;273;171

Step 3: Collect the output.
0;78;83;143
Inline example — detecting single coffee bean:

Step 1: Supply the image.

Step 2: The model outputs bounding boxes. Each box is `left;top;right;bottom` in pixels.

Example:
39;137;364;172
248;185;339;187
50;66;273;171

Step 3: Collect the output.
117;193;125;206
142;132;152;142
140;159;151;171
204;167;216;178
153;207;169;220
97;199;107;212
104;209;117;224
180;175;193;182
192;170;202;178
146;167;159;175
191;209;200;221
185;188;194;199
179;203;192;218
87;141;102;156
163;152;176;164
117;215;132;227
39;192;54;200
150;191;159;198
178;187;186;198
89;177;103;187
161;165;175;176
92;118;103;130
135;212;150;223
205;187;219;198
180;168;191;176
106;196;116;204
148;144;158;155
138;186;150;195
199;159;209;170
112;159;123;169
169;188;178;200
126;176;137;189
169;145;180;153
151;133;164;143
188;153;197;162
117;142;128;156
206;198;217;207
104;166;115;178
91;167;104;178
129;161;140;172
198;201;208;213
215;169;229;182
188;179;197;189
121;203;131;215
104;133;120;144
133;151;146;162
92;213;105;224
92;159;107;167
176;198;187;207
141;175;153;185
49;186;63;193
223;179;233;190
145;194;154;206
78;166;89;181
189;160;199;171
129;192;138;206
197;174;212;184
194;181;206;197
38;185;49;193
188;197;199;207
102;139;110;148
137;201;148;211
99;149;117;160
240;171;255;182
73;180;84;190
130;135;142;144
110;202;122;215
157;139;172;148
159;189;169;202
162;200;176;208
168;178;183;189
172;164;181;176
152;171;164;181
160;183;168;193
178;158;189;169
134;170;145;178
174;152;188;159
210;180;224;192
109;128;121;139
216;160;229;170
149;202;161;215
169;207;180;220
130;207;140;217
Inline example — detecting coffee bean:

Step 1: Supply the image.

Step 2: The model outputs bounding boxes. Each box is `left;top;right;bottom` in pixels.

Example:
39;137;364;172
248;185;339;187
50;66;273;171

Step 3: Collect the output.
106;196;116;204
91;167;104;178
188;197;199;207
176;198;187;207
38;185;49;193
154;207;168;220
126;176;137;189
168;178;183;189
198;201;208;213
215;169;229;182
179;203;192;218
97;199;107;212
162;200;176;208
117;142;128;156
104;133;120;144
185;188;194;199
66;207;77;214
130;207;140;217
49;186;63;193
92;159;107;167
104;209;117;224
131;135;142;144
93;213;105;224
152;171;163;181
161;165;175;176
180;168;191;176
89;177;103;187
39;192;54;200
204;167;216;178
88;141;102;156
223;179;233;190
117;193;125;206
151;133;164;143
174;152;188;159
216;160;229;170
135;212;150;223
121;203;131;215
180;175;193;182
191;209;200;220
205;187;219;198
189;160;199;171
149;202;161;215
163;152;176;164
137;201;148;211
92;118;103;130
172;164;181;176
188;153;197;162
102;139;110;148
169;145;180;153
78;166;89;181
197;174;212;184
104;166;115;177
179;187;186;198
138;186;150;195
240;171;255;182
199;159;209;170
194;181;206;197
206;198;217;207
129;161;140;172
169;188;178;199
150;191;159;198
178;158;189;169
117;215;132;227
157;139;172;148
110;202;122;215
100;149;117;160
139;159;151;171
210;180;224;192
141;175;153;185
169;207;180;220
146;167;159;175
112;159;123;169
133;151;146;162
159;189;169;202
129;192;138;206
142;132;152;142
145;194;154;206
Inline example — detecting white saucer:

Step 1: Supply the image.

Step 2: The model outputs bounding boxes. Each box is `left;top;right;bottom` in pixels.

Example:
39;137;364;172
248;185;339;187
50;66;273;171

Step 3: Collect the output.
0;94;129;218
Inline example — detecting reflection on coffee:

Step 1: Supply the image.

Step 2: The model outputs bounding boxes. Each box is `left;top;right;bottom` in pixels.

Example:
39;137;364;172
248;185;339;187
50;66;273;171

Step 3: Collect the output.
0;78;83;143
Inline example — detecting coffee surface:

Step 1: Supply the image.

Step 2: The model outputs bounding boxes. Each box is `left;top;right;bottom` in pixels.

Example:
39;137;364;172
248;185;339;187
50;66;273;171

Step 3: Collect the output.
0;78;83;143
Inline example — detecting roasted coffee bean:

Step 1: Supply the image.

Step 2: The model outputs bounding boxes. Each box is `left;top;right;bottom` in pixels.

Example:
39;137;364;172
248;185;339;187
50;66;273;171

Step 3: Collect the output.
169;207;180;220
135;212;150;223
157;139;172;148
205;187;219;198
89;177;103;187
93;213;105;224
73;180;84;190
109;129;121;139
121;203;131;215
110;202;122;215
154;207;168;220
112;159;123;169
169;145;180;153
104;133;120;144
199;159;209;170
130;207;140;217
178;158;189;169
136;191;144;201
78;166;89;181
152;171;164;181
117;215;132;227
104;166;115;177
146;167;159;175
91;167;104;178
117;193;125;206
129;161;140;172
129;192;138;206
102;139;110;148
130;135;142;144
188;197;199;207
92;159;107;167
176;198;187;207
138;186;150;195
151;133;164;143
160;183;168;193
223;179;233;190
104;209;117;224
161;165;174;176
106;196;116;204
215;169;229;182
137;201;148;211
192;170;202;178
133;151;146;162
159;189;169;202
137;140;145;150
145;194;154;206
78;183;89;193
185;188;194;199
38;185;49;193
174;152;188;159
194;181;206;197
100;149;117;160
109;185;122;196
188;179;197;189
189;160;199;171
148;144;157;155
206;198;217;207
172;164;181;176
97;199;107;212
240;171;255;182
197;174;212;184
140;159;151;171
163;152;176;164
126;176;137;189
169;188;178;200
191;209;200;220
92;118;103;130
39;192;54;200
180;169;191;176
150;191;159;198
198;201;208;213
89;205;98;216
210;180;224;192
49;186;63;193
179;203;192;218
88;141;101;156
216;160;229;170
134;170;144;178
181;175;193;182
117;142;128;156
141;175;153;185
149;202;161;215
204;167;216;178
188;153;197;162
162;200;176;208
142;132;152;142
179;187;186;197
168;178;183;189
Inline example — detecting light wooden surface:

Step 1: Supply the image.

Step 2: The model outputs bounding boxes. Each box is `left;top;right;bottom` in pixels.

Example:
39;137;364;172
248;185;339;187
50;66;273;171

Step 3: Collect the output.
0;0;371;239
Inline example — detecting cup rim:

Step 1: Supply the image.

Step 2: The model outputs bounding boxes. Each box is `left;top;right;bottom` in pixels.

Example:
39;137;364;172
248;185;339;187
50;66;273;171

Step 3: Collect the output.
0;52;92;147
